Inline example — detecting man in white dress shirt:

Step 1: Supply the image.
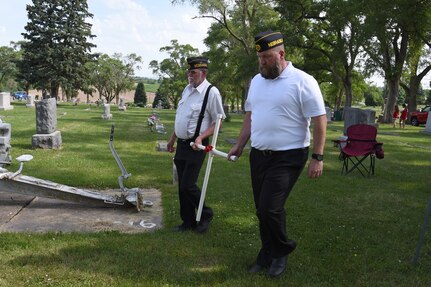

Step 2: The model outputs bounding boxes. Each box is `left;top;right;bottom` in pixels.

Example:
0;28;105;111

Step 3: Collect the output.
167;57;226;233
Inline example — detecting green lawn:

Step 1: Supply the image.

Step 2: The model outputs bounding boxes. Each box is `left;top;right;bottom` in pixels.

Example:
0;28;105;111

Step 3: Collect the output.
145;83;159;93
0;102;430;286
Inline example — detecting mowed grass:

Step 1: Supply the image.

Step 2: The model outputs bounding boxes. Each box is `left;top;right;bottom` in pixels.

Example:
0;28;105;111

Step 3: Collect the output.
0;101;431;286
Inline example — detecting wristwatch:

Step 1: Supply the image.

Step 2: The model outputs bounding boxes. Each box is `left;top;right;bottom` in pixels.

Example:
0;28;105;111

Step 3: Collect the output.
312;153;324;161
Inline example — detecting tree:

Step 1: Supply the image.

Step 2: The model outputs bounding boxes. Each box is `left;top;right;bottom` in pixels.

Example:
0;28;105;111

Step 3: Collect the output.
86;53;141;104
0;46;20;91
20;0;96;99
364;85;383;107
111;53;142;104
276;0;367;108
149;40;198;108
361;0;422;123
172;0;278;110
152;91;170;109
134;82;147;106
399;1;431;119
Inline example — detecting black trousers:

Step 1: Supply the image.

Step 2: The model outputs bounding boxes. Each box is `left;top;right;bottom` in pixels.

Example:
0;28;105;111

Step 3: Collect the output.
174;138;213;227
249;147;308;265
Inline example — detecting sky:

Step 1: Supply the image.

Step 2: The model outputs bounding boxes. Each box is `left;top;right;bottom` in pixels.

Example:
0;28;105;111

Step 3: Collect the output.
0;0;212;78
2;1;429;88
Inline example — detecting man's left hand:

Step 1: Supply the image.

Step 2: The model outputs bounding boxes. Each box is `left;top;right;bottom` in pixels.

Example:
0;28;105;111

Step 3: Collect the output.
307;159;323;178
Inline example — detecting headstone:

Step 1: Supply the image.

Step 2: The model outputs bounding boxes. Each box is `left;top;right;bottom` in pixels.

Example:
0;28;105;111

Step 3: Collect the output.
118;97;126;111
155;123;166;134
422;112;431;134
102;104;112;120
343;107;376;135
0;123;12;166
325;107;332;122
0;92;13;111
26;95;35;108
32;98;62;149
155;140;168;152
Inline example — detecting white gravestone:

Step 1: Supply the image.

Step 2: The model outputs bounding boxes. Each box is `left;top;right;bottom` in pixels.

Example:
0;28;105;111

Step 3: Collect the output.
26;95;35;107
118;97;126;111
0;123;12;166
325;107;332;122
0;92;13;111
102;104;112;119
423;112;431;134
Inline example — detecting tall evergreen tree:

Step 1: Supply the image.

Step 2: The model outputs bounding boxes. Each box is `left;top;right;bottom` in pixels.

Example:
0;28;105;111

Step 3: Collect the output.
152;91;170;109
19;0;96;99
134;82;147;106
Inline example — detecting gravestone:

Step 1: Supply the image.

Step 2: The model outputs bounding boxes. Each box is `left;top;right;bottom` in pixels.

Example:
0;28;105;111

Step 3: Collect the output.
422;113;431;134
32;98;62;149
0;122;12;167
26;95;35;108
325;107;332;122
0;92;13;111
155;140;168;152
118;97;126;111
102;104;112;120
343;107;376;135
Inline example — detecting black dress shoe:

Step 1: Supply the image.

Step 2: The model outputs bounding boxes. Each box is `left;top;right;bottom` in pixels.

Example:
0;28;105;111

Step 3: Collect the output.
195;218;212;234
248;263;265;273
171;224;195;232
267;256;287;277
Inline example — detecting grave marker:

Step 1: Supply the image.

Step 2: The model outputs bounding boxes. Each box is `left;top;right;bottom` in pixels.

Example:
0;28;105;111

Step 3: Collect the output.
0;92;13;111
32;98;62;149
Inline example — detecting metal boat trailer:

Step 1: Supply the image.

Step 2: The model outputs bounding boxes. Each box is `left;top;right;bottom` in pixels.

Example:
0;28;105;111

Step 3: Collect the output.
0;125;152;212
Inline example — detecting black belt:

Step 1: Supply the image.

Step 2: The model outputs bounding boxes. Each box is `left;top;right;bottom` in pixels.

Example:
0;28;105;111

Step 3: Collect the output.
177;138;192;142
177;138;193;143
252;148;282;157
252;147;306;157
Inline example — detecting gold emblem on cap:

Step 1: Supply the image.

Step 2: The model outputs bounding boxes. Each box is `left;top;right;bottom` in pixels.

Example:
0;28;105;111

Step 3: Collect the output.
195;63;208;68
256;44;261;52
268;38;283;48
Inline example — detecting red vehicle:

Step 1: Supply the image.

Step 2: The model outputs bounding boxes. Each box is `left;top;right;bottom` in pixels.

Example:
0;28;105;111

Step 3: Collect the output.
410;106;430;126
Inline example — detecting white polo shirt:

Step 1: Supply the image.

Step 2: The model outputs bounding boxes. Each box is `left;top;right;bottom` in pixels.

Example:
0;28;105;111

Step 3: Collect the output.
175;79;226;139
245;62;326;151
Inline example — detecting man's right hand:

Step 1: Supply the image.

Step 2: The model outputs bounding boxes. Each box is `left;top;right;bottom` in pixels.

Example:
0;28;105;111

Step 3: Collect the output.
227;145;242;161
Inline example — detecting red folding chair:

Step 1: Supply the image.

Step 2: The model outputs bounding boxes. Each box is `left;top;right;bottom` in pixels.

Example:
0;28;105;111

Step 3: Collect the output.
333;124;384;176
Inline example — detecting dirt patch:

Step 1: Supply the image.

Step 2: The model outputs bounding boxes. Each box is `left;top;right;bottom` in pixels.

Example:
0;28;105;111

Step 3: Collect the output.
0;188;163;233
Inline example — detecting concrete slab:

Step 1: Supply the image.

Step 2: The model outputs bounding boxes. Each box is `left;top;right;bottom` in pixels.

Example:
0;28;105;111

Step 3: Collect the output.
0;188;162;233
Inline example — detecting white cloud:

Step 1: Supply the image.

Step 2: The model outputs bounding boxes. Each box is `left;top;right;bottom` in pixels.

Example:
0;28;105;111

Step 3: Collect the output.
87;0;211;77
0;0;212;78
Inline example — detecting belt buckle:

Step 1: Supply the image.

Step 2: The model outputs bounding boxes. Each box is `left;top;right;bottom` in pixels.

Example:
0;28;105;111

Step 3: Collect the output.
262;150;272;156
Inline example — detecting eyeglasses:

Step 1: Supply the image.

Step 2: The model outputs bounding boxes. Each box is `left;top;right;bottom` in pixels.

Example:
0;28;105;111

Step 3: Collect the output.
186;70;201;75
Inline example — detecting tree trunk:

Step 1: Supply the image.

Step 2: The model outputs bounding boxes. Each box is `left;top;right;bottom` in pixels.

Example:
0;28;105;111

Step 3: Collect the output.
343;77;353;107
50;84;59;100
407;76;420;123
383;78;400;123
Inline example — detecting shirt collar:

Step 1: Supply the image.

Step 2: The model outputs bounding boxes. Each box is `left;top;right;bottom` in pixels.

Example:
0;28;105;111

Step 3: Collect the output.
188;79;209;94
277;61;292;79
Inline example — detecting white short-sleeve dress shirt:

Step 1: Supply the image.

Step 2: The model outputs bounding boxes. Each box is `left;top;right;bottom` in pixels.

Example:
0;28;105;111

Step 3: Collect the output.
175;79;226;139
245;62;326;151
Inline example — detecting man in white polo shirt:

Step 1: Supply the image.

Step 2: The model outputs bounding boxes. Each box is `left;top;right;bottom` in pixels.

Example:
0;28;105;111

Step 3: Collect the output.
167;56;226;234
228;31;327;277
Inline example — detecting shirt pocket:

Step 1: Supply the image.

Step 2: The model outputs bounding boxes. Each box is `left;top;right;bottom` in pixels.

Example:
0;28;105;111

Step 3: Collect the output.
190;103;202;117
187;103;202;134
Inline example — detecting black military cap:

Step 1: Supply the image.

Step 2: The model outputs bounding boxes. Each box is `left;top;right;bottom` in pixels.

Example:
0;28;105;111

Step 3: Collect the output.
187;57;209;70
255;31;284;52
